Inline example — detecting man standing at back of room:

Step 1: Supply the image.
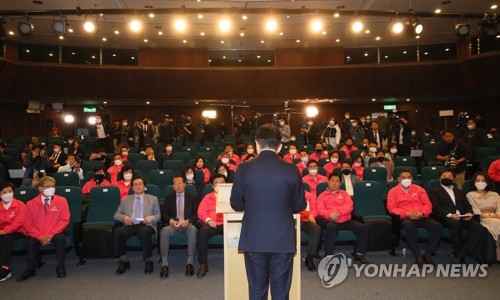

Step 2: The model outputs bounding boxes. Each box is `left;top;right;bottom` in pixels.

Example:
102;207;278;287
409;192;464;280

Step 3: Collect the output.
230;124;307;300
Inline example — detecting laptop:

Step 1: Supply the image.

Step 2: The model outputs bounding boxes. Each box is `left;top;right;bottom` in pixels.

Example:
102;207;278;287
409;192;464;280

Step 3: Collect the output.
410;150;423;157
8;169;26;178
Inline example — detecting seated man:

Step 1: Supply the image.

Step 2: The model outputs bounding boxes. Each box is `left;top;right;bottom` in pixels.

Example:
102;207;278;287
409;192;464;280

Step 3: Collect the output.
282;145;298;163
217;144;241;165
141;145;163;170
302;160;328;197
22;145;51;187
370;150;394;181
18;176;70;281
219;152;237;172
317;173;369;264
300;190;321;271
339;137;359;159
47;143;67;174
57;154;84;181
82;165;112;194
296;150;309;174
0;181;26;281
309;143;328;162
196;174;226;277
429;169;484;263
387;168;442;267
340;161;362;196
159;176;198;278
114;177;160;275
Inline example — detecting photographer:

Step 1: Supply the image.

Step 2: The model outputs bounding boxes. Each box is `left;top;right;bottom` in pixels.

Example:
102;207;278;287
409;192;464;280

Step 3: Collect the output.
250;113;262;138
301;119;319;146
234;114;251;137
159;115;176;144
275;118;291;145
435;129;472;189
90;116;111;152
200;117;216;143
180;115;196;143
57;154;84;181
21;145;51;187
395;117;413;157
323;118;341;149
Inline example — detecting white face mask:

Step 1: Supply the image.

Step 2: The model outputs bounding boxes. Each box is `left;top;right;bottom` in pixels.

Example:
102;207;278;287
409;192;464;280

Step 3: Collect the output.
44;187;56;197
114;160;123;166
301;157;309;163
247;149;254;154
279;121;285;126
289;149;297;155
221;172;228;177
53;148;60;153
369;147;377;153
307;122;313;126
1;192;14;203
123;123;128;127
166;147;173;152
123;173;133;181
122;151;128;156
331;158;339;163
221;158;230;164
185;174;194;181
329;121;335;126
352;123;358;127
474;182;487;190
467;125;474;130
96;119;102;124
390;149;398;154
353;162;362;167
401;179;412;188
148;121;153;125
68;140;73;144
308;169;318;176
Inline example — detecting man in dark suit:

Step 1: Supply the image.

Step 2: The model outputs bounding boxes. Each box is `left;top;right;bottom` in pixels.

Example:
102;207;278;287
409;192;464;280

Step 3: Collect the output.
428;169;484;263
365;121;386;149
47;142;67;174
395;117;413;157
230;124;307;300
114;177;160;275
159;176;198;278
142;145;164;170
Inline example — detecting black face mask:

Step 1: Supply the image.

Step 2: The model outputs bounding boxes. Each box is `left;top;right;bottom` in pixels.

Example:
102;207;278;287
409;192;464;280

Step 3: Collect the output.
377;156;385;163
342;169;351;176
315;149;323;154
440;178;454;186
94;174;105;184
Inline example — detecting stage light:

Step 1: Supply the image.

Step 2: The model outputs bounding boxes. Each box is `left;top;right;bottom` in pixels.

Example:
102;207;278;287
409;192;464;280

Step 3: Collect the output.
130;19;142;32
202;110;217;119
88;116;97;125
219;18;231;32
455;24;470;37
265;19;278;32
311;20;323;33
351;21;363;33
64;115;75;124
19;22;34;35
306;106;318;118
391;21;404;34
53;20;66;36
174;19;187;31
414;23;423;34
83;21;95;33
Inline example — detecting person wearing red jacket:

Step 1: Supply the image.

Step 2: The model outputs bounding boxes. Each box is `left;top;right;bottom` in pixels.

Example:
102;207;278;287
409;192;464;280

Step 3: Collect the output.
387;167;442;267
308;143;328;163
302;160;328;197
82;165;112;194
0;181;26;281
194;156;211;185
114;166;135;199
282;145;298;163
317;173;369;264
300;190;321;271
488;158;500;183
323;150;342;177
17;176;70;281
196;174;226;277
107;153;125;185
296;150;309;174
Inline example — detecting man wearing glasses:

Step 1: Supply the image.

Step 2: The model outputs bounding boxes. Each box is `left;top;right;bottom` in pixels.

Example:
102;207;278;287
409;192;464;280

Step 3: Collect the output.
17;176;70;281
114;177;160;275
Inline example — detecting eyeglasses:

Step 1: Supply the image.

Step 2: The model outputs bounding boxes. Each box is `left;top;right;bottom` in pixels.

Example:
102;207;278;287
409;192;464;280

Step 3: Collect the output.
173;182;185;186
132;182;144;187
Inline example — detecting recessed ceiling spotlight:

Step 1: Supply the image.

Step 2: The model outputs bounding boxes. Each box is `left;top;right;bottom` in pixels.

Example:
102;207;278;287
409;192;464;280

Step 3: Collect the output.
102;37;107;41
434;9;442;14
375;36;381;40
491;4;498;9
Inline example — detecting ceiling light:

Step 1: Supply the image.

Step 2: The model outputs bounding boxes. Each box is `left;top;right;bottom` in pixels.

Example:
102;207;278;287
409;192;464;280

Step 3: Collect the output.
220;40;225;44
260;40;265;43
182;39;187;43
222;56;226;59
219;18;231;32
238;59;241;62
434;9;442;14
391;21;404;34
102;37;107;41
414;23;424;34
49;53;54;57
403;51;407;54
88;116;97;125
242;15;248;20
455;24;470;37
174;19;187;31
240;32;245;37
296;39;301;43
64;115;74;123
19;22;34;35
200;31;205;36
71;52;75;55
198;14;204;19
372;98;376;101
336;38;340;42
130;20;142;32
131;56;135;60
311;20;323;32
112;54;116;57
146;101;150;105
265;19;278;32
53;20;66;36
375;36;381;40
365;29;370;34
306;106;318;117
351;21;363;33
424;52;429;55
83;21;95;33
158;31;163;35
415;35;420;39
322;31;327;35
333;12;340;18
492;4;498;9
257;55;260;58
114;30;120;35
364;52;369;57
384;55;389;58
268;59;271;63
202;110;217;119
149;13;155;18
445;48;450;52
68;28;73;33
91;55;95;59
144;39;148;43
8;31;14;36
406;98;411;101
58;36;64;40
278;32;284;36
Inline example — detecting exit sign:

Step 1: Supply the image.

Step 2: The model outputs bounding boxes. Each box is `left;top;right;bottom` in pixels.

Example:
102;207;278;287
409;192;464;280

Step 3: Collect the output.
384;105;397;110
83;107;97;112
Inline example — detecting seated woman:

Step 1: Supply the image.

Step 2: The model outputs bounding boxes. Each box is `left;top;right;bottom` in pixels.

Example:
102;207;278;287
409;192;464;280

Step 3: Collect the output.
351;155;365;180
466;172;500;262
194;156;211;185
324;150;342;177
115;166;135;200
212;163;231;182
219;152;237;172
0;181;26;281
107;153;125;185
240;144;256;161
182;165;204;201
68;140;85;160
386;143;399;163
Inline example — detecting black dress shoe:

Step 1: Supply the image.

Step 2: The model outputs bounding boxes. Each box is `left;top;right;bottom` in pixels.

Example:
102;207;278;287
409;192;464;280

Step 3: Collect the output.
144;260;154;274
197;263;208;277
305;257;316;271
160;266;169;279
353;253;369;264
17;269;36;282
56;265;66;278
186;264;194;276
36;256;46;269
116;260;130;275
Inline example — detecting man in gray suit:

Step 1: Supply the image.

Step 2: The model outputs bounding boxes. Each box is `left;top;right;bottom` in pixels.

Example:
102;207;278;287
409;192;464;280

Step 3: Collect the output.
340;161;362;196
114;177;160;275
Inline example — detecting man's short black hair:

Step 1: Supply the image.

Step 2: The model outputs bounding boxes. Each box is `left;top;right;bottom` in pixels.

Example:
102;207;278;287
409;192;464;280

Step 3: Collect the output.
328;172;342;182
306;160;318;168
211;174;226;185
441;129;454;136
93;165;105;173
255;124;282;150
132;176;146;186
0;181;15;192
439;168;455;178
398;167;413;176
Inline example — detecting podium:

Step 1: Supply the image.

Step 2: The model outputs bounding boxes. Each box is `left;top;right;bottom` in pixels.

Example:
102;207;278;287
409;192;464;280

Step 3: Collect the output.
217;184;301;300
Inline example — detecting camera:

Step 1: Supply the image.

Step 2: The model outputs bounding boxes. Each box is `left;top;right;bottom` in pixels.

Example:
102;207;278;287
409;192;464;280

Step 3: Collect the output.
272;118;281;127
300;118;308;128
199;117;206;129
449;151;456;170
234;115;243;124
180;115;190;128
75;157;82;164
456;112;470;128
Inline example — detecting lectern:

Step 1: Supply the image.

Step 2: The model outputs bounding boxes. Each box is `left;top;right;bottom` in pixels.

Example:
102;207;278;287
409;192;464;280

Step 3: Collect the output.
216;183;301;300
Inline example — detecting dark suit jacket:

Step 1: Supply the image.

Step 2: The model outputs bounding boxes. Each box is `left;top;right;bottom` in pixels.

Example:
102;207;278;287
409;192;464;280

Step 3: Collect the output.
396;120;413;146
230;150;307;253
429;185;473;220
142;153;164;170
365;130;386;148
161;191;198;225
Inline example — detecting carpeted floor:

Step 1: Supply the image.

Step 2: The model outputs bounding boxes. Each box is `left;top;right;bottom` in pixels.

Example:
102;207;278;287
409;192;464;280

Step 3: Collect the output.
2;243;498;300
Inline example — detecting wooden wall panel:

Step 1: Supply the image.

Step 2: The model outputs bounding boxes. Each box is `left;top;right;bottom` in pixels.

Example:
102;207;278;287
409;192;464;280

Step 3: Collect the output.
276;47;344;67
138;48;209;67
